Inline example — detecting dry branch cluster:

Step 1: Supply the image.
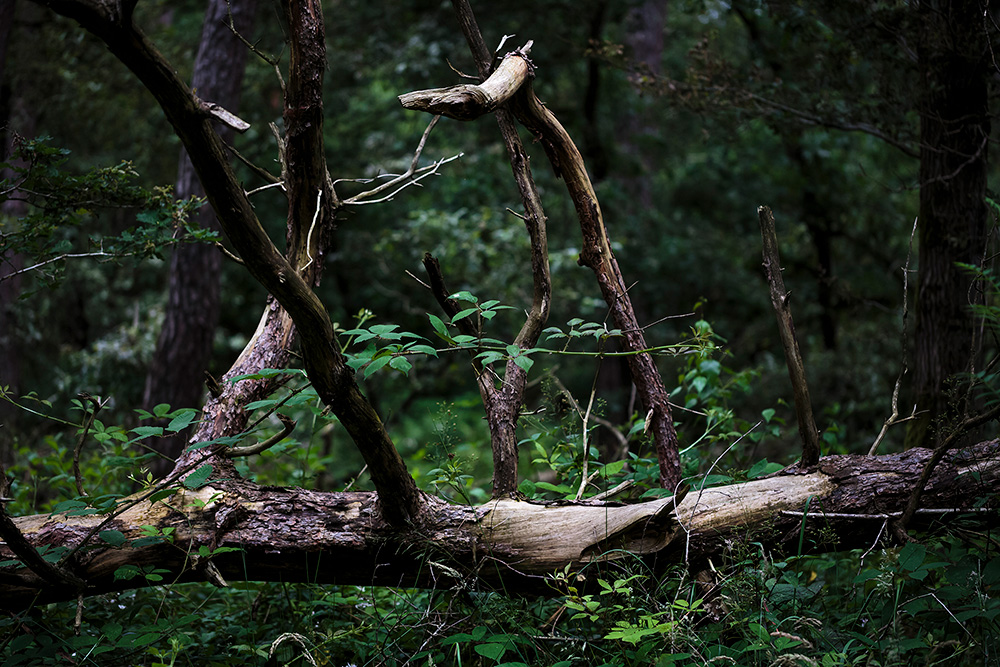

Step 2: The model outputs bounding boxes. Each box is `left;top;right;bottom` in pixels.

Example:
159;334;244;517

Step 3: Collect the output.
1;0;997;612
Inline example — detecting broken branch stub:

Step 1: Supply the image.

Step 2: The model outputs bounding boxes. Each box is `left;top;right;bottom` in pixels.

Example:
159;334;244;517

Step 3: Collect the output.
398;48;533;121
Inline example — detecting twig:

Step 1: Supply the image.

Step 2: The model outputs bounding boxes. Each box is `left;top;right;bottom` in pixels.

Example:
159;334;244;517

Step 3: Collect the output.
757;206;821;466
74;594;84;636
224;414;296;458
574;375;600;501
225;0;284;79
894;400;1000;537
869;217;918;455
590;479;635;501
344;154;462;206
780;507;993;519
245;182;285;197
344;116;458;205
215;242;245;265
299;189;323;273
0;508;87;590
343;465;368;492
73;395;103;497
681;421;761;563
0;252;114;283
404;270;431;290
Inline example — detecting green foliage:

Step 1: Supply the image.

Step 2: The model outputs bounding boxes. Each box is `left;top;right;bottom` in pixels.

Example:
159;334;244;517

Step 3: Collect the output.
2;0;997;664
0;136;215;290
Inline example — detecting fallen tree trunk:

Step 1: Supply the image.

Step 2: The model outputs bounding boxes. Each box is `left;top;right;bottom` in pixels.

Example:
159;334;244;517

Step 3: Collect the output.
2;440;997;611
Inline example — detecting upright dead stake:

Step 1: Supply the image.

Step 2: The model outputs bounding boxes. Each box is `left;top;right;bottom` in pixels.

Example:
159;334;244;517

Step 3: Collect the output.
758;206;821;467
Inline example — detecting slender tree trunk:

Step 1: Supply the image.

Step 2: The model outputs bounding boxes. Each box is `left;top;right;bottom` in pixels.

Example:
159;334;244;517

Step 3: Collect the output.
143;0;257;475
0;0;30;459
907;0;990;448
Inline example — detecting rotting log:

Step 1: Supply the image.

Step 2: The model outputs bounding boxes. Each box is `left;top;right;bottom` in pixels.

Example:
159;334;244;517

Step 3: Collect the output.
2;441;997;611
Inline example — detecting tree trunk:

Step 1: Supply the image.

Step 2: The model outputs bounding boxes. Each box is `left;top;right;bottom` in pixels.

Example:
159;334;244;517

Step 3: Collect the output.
142;0;257;476
907;0;990;448
2;440;997;611
0;0;32;461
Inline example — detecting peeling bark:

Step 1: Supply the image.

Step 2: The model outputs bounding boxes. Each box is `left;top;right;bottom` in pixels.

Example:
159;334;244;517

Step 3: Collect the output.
3;442;996;611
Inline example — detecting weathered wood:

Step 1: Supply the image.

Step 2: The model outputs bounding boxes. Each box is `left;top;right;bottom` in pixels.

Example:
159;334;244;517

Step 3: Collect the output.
3;441;996;611
398;49;532;121
400;36;682;490
757;205;821;466
39;0;422;526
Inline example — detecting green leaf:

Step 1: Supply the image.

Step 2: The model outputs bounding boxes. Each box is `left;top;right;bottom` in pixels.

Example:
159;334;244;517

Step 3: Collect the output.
700;474;732;487
363;355;393;378
182;464;213;490
535;481;572;494
428;313;449;337
513;355;534;373
451;308;478;323
897;542;926;573
389;356;412;375
441;632;474;646
51;499;88;514
129;426;164;440
474;643;507;660
166;409;198;433
147;488;179;503
99;530;126;547
601;460;626;476
368;324;401;337
747;459;782;479
102;623;122;641
449;290;478;303
477;351;505;365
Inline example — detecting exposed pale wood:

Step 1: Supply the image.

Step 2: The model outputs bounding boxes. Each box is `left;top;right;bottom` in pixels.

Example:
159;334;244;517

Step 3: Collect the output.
3;442;996;611
398;50;531;121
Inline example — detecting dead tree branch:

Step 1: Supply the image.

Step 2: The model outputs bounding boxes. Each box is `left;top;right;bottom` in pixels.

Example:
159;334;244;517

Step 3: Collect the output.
757;205;821;467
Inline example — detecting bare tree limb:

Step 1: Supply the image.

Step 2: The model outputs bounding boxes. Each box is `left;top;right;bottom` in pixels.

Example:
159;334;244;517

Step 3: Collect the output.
35;0;422;525
869;217;919;455
757;205;821;467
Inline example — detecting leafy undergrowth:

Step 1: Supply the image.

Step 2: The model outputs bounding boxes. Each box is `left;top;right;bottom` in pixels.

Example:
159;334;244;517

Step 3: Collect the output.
2;323;997;665
1;524;997;666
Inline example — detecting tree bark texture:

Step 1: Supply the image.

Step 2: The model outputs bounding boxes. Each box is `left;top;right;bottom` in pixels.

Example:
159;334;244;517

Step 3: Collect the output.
2;441;997;611
758;206;821;466
142;0;257;476
0;1;36;458
908;0;990;448
33;0;421;524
